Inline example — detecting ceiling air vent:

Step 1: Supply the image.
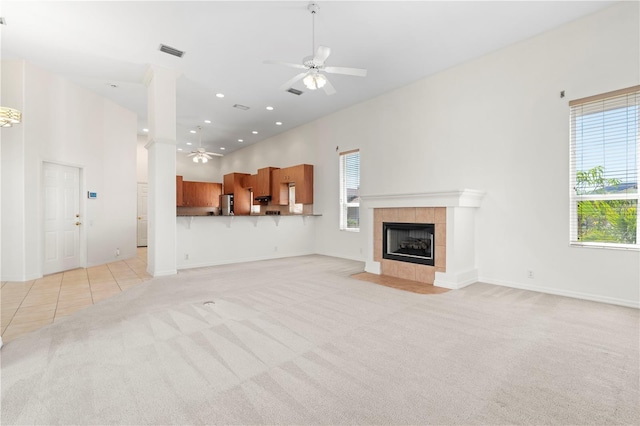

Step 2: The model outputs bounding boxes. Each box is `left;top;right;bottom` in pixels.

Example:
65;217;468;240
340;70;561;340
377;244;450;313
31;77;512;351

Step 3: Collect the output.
286;88;303;96
233;104;250;111
159;44;185;58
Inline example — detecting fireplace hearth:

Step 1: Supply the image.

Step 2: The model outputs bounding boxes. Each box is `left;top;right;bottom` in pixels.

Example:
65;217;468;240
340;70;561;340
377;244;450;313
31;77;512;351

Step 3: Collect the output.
383;222;434;266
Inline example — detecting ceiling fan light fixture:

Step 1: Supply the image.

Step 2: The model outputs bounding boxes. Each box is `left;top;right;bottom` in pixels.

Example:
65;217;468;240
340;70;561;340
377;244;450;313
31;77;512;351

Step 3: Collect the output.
0;106;22;127
303;73;327;90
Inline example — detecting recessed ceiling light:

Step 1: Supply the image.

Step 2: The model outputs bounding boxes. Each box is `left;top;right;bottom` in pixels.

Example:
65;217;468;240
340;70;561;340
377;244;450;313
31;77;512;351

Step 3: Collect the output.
252;131;258;134
220;147;226;150
237;139;243;142
204;120;211;124
266;106;274;111
216;93;224;98
190;130;196;134
142;128;149;132
177;148;183;151
186;142;192;146
275;122;282;126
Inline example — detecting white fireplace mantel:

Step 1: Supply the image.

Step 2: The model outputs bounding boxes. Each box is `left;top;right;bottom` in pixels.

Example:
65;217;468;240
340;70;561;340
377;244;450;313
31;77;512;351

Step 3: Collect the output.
361;189;485;290
360;189;485;209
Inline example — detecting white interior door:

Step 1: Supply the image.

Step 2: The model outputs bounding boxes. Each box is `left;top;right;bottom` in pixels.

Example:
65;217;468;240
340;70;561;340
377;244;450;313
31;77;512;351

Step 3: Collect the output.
43;163;81;275
137;182;148;247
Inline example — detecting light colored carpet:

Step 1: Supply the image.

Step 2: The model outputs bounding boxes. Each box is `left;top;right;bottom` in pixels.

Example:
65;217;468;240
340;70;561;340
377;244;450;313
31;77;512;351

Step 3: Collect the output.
1;255;638;425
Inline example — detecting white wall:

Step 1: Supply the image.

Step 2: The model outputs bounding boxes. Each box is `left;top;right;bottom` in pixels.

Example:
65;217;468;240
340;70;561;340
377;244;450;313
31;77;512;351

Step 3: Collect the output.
176;153;222;182
217;2;640;306
136;134;148;183
176;215;316;269
1;60;138;280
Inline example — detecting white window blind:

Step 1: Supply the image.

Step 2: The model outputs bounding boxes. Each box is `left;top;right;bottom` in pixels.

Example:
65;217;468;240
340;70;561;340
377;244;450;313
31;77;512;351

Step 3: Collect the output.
339;149;360;231
569;85;639;248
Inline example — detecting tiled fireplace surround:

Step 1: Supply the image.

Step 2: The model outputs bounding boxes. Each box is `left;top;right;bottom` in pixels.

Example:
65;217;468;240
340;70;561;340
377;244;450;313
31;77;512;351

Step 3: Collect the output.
362;190;484;290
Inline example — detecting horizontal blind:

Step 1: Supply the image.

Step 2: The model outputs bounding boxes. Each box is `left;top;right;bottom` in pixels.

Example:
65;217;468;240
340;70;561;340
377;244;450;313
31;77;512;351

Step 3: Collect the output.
569;86;639;246
340;150;360;230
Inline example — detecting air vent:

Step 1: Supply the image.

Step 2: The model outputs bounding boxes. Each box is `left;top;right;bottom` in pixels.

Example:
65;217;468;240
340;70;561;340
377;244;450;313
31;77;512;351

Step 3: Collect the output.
0;17;6;25
159;44;185;58
233;104;250;111
287;88;303;96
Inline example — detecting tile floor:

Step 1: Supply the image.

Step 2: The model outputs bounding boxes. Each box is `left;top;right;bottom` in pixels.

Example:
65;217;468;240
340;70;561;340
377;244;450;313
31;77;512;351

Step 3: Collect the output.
1;247;150;343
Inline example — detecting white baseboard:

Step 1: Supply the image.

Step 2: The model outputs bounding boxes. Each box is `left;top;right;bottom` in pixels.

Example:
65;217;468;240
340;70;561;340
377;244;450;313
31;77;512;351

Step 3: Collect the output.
434;269;478;290
479;276;639;309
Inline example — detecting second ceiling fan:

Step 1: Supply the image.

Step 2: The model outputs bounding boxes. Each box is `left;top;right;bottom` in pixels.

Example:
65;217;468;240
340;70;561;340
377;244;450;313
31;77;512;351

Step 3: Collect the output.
264;2;367;95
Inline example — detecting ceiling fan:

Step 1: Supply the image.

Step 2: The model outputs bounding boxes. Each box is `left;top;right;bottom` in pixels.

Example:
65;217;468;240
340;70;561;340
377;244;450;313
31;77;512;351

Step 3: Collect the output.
264;2;367;95
187;127;223;163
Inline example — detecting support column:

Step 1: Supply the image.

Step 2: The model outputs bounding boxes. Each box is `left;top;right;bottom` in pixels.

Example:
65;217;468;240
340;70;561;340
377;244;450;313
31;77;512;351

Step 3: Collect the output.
144;65;179;277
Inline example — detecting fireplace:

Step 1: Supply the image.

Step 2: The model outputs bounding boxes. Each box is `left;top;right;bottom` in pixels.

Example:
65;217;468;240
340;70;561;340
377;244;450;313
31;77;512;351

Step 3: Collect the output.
383;222;435;266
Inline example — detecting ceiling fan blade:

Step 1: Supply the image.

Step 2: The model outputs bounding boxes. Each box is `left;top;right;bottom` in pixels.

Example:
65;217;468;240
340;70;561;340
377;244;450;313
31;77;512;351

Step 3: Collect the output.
279;72;308;91
187;152;196;157
323;77;336;96
263;60;307;70
324;66;367;77
313;45;331;65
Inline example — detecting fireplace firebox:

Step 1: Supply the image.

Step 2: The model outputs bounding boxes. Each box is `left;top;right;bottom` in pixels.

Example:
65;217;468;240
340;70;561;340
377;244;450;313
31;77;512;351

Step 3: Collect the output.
383;222;435;266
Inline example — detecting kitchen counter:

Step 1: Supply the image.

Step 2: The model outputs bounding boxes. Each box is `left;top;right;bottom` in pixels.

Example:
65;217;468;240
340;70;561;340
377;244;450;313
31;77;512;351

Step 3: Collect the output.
176;213;322;217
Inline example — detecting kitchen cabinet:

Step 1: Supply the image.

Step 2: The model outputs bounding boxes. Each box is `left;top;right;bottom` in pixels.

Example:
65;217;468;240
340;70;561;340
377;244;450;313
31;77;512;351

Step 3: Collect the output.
176;175;184;206
182;181;222;207
256;167;278;197
223;172;251;215
291;164;313;204
242;174;256;190
271;164;313;205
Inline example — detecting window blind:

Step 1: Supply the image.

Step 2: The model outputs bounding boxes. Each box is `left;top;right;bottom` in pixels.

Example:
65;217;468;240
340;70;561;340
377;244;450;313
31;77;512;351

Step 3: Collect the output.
569;85;639;247
339;149;360;231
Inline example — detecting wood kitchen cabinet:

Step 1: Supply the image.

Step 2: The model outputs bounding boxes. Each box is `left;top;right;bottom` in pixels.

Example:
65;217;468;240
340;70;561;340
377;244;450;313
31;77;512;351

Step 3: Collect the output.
176;175;184;206
271;164;313;205
182;181;222;207
256;167;278;197
223;172;251;215
242;174;256;190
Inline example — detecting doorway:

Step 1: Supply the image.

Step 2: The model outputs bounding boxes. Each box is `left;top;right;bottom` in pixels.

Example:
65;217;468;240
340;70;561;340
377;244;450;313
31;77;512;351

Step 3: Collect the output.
43;162;81;275
137;182;148;247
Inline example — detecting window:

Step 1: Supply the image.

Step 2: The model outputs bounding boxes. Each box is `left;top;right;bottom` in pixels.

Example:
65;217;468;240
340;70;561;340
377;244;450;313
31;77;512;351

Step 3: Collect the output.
569;86;639;248
340;149;360;231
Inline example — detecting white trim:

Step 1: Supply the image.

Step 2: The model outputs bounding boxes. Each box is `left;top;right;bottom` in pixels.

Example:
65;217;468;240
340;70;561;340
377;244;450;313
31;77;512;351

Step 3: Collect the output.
434;269;479;290
479;276;640;309
361;189;485;208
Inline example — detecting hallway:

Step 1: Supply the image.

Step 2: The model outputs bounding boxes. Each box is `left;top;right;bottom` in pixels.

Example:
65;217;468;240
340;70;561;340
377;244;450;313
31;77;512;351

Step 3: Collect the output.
1;248;150;343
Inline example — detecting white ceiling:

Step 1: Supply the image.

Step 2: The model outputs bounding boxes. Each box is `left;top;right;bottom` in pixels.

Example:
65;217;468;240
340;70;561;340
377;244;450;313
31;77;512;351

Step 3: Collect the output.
1;1;615;155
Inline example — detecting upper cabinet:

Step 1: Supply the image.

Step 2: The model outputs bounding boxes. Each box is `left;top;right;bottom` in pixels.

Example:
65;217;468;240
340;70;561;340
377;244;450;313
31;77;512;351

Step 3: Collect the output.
271;164;314;205
223;172;251;215
176;176;222;208
256;167;278;197
176;176;184;206
182;181;222;207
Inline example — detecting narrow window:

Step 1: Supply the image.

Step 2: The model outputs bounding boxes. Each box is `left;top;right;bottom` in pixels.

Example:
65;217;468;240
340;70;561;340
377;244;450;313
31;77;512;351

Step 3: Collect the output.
339;149;360;231
569;86;639;248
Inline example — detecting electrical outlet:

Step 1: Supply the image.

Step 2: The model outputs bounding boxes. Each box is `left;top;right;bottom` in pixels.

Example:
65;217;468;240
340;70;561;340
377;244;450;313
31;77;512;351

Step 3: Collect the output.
274;246;278;252
527;270;534;279
116;248;120;257
185;254;189;260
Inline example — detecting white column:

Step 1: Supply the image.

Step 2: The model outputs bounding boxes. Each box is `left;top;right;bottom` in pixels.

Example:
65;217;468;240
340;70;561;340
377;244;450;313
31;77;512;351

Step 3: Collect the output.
143;65;179;277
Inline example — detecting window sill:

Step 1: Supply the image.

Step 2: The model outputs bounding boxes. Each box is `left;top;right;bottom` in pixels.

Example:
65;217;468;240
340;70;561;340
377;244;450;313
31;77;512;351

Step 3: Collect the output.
570;242;639;251
340;228;360;233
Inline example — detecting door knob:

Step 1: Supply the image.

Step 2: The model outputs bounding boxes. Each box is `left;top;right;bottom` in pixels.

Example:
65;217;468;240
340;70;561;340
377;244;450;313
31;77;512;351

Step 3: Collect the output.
75;222;82;226
138;216;142;220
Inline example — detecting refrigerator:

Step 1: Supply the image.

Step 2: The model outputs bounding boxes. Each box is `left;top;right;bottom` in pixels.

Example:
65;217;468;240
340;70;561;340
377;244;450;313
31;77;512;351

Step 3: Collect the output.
220;194;234;215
